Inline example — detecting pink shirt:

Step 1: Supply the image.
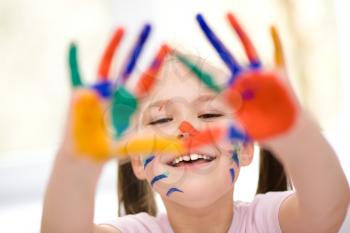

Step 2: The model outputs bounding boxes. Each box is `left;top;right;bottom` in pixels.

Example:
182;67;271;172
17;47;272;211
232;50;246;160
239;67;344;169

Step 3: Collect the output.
103;191;293;233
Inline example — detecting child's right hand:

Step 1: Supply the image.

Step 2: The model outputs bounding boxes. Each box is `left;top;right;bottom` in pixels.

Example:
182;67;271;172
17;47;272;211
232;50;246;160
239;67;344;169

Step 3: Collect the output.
60;25;172;163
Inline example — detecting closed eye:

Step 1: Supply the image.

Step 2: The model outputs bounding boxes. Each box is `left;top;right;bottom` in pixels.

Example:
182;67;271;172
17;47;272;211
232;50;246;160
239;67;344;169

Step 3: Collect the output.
148;117;173;125
198;113;224;119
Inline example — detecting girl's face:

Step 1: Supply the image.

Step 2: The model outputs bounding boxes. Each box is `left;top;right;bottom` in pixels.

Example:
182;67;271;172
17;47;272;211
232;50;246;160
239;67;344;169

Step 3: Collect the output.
130;58;253;208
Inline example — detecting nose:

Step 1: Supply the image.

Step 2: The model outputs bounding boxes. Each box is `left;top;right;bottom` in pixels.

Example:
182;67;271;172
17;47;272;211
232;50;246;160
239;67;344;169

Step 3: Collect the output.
178;121;199;138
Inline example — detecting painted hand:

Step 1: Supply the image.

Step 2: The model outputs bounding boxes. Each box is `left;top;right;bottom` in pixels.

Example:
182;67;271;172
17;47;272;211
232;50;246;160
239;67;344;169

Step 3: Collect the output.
66;24;170;161
196;13;299;141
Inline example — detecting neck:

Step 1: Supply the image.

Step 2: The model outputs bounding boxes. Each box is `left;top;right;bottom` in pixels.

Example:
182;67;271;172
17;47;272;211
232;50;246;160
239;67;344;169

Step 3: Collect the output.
162;189;234;233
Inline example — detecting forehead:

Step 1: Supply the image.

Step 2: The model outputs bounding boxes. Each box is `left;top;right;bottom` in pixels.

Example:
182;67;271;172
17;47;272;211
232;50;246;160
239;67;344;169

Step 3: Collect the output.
140;56;229;105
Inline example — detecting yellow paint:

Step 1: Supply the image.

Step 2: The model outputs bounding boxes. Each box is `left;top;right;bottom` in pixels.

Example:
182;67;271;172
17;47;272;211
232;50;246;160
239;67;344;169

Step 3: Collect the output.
72;89;110;161
271;26;285;68
114;137;186;158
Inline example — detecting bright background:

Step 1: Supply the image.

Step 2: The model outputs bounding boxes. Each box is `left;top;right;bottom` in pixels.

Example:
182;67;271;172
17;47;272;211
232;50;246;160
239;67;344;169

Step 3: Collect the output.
0;0;349;232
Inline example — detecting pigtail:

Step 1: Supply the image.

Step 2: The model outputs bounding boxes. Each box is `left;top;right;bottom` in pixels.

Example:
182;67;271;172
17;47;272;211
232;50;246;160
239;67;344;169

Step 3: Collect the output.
256;148;290;194
117;162;157;216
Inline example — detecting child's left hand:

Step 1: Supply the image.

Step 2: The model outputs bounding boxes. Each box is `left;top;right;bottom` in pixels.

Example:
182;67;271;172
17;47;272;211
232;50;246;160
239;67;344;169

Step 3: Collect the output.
196;13;300;141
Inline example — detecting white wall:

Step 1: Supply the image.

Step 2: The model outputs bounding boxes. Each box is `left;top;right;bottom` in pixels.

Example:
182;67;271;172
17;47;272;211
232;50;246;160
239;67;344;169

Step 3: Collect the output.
0;0;349;232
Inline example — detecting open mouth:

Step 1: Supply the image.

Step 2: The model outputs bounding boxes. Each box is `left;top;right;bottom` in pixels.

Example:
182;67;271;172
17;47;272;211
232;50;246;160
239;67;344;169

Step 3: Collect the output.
167;153;217;168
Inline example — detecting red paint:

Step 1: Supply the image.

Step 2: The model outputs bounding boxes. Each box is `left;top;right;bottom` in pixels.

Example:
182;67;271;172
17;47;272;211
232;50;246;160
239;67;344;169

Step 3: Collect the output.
179;121;198;136
226;13;259;64
183;127;224;150
225;70;297;139
98;28;125;80
136;44;171;96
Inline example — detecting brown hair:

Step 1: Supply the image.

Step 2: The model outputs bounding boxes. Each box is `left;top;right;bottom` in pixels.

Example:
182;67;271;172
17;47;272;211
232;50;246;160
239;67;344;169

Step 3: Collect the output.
117;162;157;216
256;148;291;194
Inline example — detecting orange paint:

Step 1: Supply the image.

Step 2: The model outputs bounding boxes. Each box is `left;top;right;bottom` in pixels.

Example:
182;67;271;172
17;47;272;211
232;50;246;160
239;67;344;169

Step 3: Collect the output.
225;70;297;140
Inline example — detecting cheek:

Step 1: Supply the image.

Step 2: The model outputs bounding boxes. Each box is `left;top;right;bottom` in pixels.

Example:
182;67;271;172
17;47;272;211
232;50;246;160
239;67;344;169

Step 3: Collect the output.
144;156;187;192
143;151;240;202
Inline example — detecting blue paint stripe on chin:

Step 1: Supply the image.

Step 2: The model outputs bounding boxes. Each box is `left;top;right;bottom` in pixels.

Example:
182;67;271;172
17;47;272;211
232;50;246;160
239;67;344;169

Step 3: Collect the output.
144;155;155;169
166;187;184;196
229;168;235;183
151;172;169;186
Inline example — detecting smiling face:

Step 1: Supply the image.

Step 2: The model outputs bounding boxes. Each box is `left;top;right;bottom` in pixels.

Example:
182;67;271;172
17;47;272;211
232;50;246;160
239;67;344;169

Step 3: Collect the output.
129;56;254;209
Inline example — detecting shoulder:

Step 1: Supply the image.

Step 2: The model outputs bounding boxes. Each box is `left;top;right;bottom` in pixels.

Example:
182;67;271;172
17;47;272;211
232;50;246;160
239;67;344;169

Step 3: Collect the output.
232;191;294;233
98;212;169;233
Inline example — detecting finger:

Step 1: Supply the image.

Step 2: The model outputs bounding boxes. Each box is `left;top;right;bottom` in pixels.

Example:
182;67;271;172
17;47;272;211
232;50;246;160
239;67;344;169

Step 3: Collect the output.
68;43;84;88
118;24;152;86
97;27;125;81
196;14;242;83
270;26;285;69
226;12;261;69
135;43;171;97
175;53;222;93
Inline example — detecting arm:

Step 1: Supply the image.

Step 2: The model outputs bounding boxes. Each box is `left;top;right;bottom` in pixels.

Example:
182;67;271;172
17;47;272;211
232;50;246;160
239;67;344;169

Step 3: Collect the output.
266;111;349;233
41;148;103;233
195;12;349;233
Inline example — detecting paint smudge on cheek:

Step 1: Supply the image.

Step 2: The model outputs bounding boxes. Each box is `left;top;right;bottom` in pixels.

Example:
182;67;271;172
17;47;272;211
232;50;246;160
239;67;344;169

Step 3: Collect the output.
150;171;170;187
166;187;184;197
143;155;155;169
229;168;235;183
231;150;240;167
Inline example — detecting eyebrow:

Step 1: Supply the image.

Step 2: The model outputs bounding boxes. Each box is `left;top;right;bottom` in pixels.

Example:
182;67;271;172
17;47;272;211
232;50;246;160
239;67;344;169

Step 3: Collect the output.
147;94;217;109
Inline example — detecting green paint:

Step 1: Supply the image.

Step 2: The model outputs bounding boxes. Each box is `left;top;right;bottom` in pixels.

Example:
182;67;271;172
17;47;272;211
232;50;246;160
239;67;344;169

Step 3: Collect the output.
111;86;138;137
68;43;83;87
176;54;222;93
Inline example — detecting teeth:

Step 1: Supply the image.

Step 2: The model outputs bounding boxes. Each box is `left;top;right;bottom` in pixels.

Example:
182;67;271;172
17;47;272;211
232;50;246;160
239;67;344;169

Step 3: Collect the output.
190;154;199;160
170;153;214;166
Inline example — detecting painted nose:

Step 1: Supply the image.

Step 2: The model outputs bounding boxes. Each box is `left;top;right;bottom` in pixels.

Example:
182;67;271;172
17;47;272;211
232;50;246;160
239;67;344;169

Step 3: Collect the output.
178;121;199;138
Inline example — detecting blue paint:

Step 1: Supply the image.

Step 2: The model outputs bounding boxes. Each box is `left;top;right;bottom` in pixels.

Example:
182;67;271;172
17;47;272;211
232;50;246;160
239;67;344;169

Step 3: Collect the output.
166;187;184;196
249;59;262;70
151;172;169;187
228;125;250;142
196;14;241;82
119;24;152;85
91;80;113;98
143;155;155;169
229;168;235;183
231;151;240;166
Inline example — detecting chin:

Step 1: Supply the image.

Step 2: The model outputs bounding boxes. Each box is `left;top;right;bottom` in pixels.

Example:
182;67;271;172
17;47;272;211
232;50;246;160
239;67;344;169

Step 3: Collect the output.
159;176;234;209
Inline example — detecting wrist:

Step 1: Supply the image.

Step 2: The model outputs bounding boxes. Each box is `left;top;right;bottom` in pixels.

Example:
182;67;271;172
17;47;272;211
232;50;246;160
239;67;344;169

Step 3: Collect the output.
261;110;321;156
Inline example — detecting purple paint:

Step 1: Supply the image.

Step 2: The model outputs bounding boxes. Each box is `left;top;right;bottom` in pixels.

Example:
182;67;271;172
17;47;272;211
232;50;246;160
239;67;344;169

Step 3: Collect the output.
242;89;255;100
229;168;235;183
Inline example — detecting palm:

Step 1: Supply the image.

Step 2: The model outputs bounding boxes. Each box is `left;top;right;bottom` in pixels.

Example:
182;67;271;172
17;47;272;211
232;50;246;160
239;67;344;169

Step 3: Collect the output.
66;25;170;161
196;13;299;140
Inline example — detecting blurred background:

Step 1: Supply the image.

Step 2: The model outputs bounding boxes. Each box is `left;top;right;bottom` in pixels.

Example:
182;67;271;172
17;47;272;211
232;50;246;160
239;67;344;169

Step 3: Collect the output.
0;0;349;232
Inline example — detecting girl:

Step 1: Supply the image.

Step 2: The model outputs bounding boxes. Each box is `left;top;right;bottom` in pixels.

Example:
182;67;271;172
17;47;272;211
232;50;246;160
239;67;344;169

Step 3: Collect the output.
41;13;349;233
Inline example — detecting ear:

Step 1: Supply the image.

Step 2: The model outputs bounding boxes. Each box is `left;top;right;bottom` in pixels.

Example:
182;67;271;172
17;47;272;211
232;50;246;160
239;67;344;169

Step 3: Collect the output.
130;156;147;180
239;142;254;166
